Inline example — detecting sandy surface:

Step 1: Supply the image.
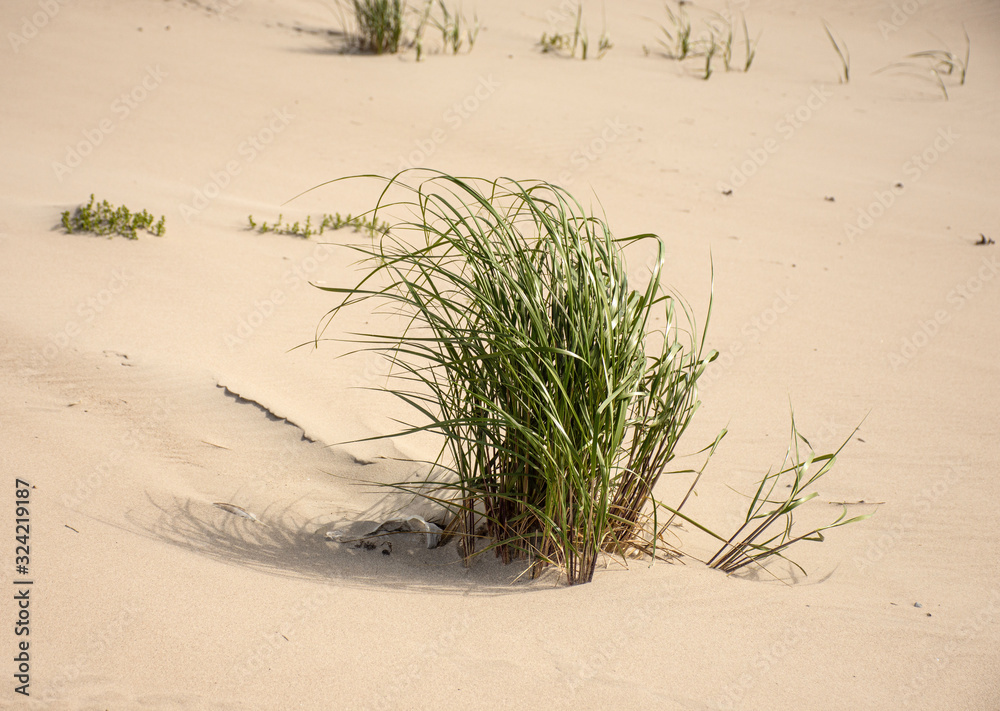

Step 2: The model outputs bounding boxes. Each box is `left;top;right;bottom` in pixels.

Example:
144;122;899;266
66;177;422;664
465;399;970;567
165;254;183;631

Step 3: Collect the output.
2;0;999;708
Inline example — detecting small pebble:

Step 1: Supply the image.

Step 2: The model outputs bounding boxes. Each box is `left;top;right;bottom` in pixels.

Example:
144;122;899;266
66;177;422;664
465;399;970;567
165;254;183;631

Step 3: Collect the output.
914;602;923;608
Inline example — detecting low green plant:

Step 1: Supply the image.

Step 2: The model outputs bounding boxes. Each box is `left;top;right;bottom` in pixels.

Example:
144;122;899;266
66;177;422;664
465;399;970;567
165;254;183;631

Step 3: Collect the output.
823;21;850;83
60;194;165;240
539;3;612;60
246;212;389;239
306;170;868;584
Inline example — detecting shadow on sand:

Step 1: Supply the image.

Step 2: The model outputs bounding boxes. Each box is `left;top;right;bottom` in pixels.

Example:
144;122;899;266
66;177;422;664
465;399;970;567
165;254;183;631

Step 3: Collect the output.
132;492;545;596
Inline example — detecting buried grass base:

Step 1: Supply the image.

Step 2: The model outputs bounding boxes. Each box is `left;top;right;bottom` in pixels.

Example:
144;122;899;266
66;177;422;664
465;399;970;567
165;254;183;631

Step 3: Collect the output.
302;170;869;584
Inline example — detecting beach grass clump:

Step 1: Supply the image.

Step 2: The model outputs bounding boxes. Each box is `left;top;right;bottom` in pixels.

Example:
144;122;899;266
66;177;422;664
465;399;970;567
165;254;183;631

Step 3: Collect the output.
349;0;405;54
308;171;870;584
61;194;165;240
311;171;712;584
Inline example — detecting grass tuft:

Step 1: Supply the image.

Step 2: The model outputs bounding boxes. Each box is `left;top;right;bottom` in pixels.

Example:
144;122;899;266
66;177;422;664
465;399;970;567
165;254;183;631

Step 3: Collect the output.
705;412;870;574
539;3;612;61
340;0;477;59
873;27;970;101
349;0;405;54
299;171;871;584
823;21;850;83
61;194;165;240
309;171;714;583
422;0;478;55
648;3;758;79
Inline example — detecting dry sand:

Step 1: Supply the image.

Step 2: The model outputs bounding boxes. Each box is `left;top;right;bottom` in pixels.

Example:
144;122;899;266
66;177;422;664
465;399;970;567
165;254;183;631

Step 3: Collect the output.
2;0;999;708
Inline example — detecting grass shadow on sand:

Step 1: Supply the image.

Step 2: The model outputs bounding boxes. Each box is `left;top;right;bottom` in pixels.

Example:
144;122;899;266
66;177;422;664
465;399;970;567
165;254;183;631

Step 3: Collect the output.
134;493;543;595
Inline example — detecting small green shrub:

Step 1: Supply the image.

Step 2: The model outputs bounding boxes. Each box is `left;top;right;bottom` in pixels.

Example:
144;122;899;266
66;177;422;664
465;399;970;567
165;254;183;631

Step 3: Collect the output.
61;194;165;240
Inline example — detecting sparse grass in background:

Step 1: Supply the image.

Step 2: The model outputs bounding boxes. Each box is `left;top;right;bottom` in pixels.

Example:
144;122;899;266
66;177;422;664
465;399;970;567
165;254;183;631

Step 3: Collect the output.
306;170;868;585
646;2;759;79
654;1;693;60
61;194;165;240
741;15;758;71
702;38;716;79
874;27;970;100
246;212;389;239
349;0;404;54
539;3;612;60
340;0;477;58
421;0;478;56
823;21;850;83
